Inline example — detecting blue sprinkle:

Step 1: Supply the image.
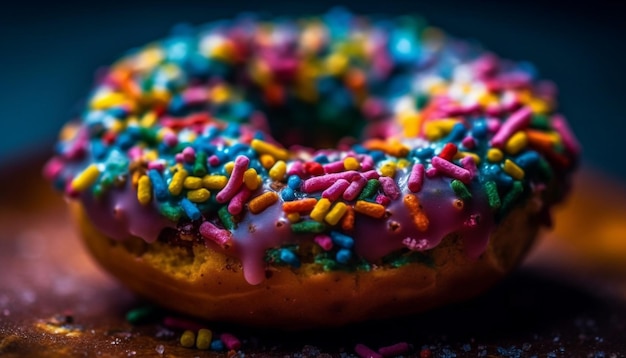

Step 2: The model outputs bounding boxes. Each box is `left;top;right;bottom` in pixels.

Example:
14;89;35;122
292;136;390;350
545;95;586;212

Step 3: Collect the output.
369;150;385;162
168;95;186;114
148;170;168;201
223;123;241;137
279;249;301;268
205;126;221;140
116;132;134;150
336;249;352;264
91;140;107;160
281;187;295;201
231;101;252;121
351;144;367;154
313;154;329;164
445;122;466;142
472;119;488;138
412;147;434;160
210;340;225;351
287;175;302;189
515;151;540;169
253;131;265;140
330;231;354;249
228;142;249;156
180;198;201;220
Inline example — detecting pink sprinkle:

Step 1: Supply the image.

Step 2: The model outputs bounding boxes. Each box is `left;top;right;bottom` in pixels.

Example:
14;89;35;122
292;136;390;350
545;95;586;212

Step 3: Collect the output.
64;179;79;198
216;155;249;203
302;171;360;193
208;154;220;166
127;146;143;161
287;161;305;176
182;87;208;105
361;170;380;180
314;235;333;251
408;163;425;192
375;194;390;206
182;146;196;163
431;156;472;184
227;187;252;215
551;114;581;155
175;153;184;163
42;158;64;180
199;221;232;248
64;129;87;160
490;106;533;148
322;179;351;202
378;342;410;357
355;344;382;358
379;176;400;200
343;176;368;201
485;105;502;117
220;333;241;350
162;316;204;331
163;132;178;147
323;160;346;174
147;161;165;171
461;136;476;149
425;167;438;178
486;117;501;133
359;155;375;171
460;156;477;179
402;237;429;251
362;98;386;120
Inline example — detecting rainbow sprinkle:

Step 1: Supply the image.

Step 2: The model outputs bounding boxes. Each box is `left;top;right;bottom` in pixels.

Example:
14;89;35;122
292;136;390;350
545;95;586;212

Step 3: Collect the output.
45;9;578;283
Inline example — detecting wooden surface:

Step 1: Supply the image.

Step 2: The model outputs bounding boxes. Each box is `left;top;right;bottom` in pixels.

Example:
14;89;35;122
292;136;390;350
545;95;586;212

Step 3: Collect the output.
1;155;626;357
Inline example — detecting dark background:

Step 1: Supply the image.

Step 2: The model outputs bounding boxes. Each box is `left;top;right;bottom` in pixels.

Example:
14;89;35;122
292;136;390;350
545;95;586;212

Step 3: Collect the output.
2;0;625;181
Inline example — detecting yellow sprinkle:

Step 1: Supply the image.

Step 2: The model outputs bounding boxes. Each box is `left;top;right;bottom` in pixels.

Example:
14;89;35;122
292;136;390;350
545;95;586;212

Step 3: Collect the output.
505;131;528;155
150;88;171;105
248;192;279;214
109;120;126;133
142;150;158;162
529;98;550;114
196;328;213;350
180;330;195;348
211;84;230;104
397;158;411;169
140;111;157;127
90;92;126;110
343;157;360;171
251;139;289;161
167;169;187;195
59;123;79;141
424;119;459;141
286;212;301;223
210;40;235;62
187;188;211;203
137;175;152;205
477;92;499;107
503;159;525;180
380;161;397;178
453;151;481;164
354;200;386;219
310;198;331;222
399;111;422;137
183;176;203;190
259;154;276;169
243;168;261;190
71;164;100;192
325;53;349;76
202;175;228;190
324;202;348;226
249;59;273;87
131;171;142;187
269;160;287;181
224;161;235;175
487;148;504;163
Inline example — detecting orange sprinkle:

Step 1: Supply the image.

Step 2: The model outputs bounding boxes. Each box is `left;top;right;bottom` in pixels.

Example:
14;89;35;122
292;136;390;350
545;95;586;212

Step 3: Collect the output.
345;68;366;92
248;192;279;214
403;194;429;232
353;200;386;219
282;198;317;213
340;205;355;231
525;129;559;148
363;138;409;157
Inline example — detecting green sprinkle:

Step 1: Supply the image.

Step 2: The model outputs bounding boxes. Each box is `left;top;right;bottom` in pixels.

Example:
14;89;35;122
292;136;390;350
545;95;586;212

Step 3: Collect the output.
358;179;380;200
450;179;472;201
218;205;237;230
193;151;208;176
538;158;553;180
484;180;501;209
159;202;183;221
530;114;550;129
501;181;524;213
291;220;326;233
415;93;429;109
139;127;158;145
126;305;158;324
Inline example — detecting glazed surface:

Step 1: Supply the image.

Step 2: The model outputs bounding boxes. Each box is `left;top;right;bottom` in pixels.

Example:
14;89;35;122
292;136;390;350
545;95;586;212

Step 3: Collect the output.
45;10;579;284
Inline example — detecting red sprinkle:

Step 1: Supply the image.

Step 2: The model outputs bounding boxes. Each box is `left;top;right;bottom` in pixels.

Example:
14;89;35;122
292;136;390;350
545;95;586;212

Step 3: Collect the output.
304;161;325;176
438;142;458;161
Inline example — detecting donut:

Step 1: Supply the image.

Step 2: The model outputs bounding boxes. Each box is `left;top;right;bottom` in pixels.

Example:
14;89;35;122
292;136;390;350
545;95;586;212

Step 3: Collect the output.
44;9;579;327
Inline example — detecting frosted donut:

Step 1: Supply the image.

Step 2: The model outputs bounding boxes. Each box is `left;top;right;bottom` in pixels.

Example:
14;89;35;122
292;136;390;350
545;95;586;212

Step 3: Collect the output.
44;10;579;327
